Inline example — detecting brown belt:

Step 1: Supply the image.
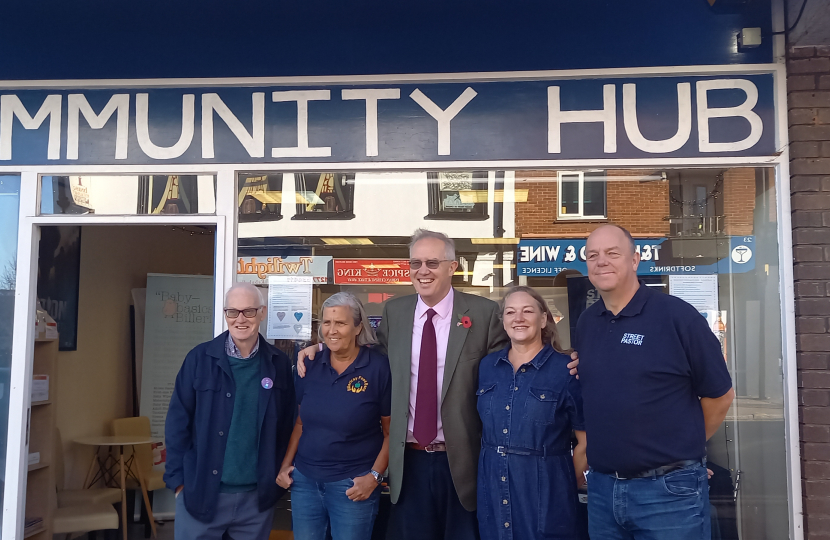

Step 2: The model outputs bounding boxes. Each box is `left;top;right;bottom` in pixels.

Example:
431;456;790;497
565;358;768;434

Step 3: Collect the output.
407;442;447;452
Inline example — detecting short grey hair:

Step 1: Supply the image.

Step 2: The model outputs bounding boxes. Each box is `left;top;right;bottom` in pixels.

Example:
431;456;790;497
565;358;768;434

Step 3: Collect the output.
409;229;456;261
318;292;378;347
225;282;266;307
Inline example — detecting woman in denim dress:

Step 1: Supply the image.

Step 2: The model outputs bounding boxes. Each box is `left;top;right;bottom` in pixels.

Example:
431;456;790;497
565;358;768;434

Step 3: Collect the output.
477;286;587;540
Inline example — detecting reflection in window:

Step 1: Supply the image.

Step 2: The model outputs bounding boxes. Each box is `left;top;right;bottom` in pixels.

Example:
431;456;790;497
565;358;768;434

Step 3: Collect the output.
0;175;20;526
557;170;606;219
294;173;355;220
667;170;727;236
237;168;791;540
145;175;201;214
40;175;216;215
238;173;283;222
426;171;489;220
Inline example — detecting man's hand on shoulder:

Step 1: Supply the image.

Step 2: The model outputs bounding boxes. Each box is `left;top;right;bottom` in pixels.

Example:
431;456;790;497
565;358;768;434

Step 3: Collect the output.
296;344;320;377
568;350;579;378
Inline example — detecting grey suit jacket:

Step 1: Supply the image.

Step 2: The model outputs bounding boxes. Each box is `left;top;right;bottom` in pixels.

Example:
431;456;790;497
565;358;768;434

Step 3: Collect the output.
376;289;509;511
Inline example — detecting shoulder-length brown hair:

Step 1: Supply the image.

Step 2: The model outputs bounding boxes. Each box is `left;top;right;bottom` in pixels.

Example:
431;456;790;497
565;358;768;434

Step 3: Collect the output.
499;285;569;354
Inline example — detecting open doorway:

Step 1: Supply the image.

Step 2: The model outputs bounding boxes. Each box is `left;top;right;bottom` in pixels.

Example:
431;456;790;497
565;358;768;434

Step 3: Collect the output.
26;224;215;540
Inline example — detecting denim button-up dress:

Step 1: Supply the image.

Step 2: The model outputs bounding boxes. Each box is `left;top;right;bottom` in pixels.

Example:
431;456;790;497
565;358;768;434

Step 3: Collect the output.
476;344;585;540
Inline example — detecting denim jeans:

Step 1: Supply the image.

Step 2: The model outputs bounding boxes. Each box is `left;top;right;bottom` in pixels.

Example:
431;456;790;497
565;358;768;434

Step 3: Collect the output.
587;463;711;540
291;468;380;540
174;490;274;540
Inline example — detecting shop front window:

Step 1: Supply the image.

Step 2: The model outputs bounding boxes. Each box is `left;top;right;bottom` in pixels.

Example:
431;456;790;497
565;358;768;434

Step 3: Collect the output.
237;166;787;540
39;175;216;215
0;174;21;528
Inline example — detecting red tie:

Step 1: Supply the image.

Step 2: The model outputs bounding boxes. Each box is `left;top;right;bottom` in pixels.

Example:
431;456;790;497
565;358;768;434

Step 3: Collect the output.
414;308;438;447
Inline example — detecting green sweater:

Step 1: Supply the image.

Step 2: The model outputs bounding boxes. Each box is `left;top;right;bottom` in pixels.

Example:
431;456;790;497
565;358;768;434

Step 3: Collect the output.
219;350;261;493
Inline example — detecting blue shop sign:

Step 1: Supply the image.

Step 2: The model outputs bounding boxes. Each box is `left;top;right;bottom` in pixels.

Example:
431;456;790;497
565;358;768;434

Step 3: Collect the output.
517;236;755;276
0;72;775;165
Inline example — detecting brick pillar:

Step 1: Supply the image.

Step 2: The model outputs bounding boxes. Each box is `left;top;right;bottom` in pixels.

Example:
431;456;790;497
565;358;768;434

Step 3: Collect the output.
789;45;830;537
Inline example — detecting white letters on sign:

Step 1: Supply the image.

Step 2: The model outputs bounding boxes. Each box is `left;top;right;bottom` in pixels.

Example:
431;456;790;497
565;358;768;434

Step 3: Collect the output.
136;93;195;160
271;90;332;158
622;83;692;153
0;94;62;160
341;88;401;157
0;77;769;162
67;94;130;160
696;79;763;152
410;87;477;156
202;92;265;158
548;84;617;154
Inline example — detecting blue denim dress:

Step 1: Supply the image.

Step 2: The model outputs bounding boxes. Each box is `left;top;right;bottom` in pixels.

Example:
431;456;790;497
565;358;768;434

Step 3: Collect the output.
477;344;585;540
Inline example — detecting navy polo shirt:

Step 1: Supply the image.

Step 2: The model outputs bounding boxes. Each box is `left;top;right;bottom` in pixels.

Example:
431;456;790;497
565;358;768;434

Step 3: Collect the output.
294;346;392;482
575;282;732;475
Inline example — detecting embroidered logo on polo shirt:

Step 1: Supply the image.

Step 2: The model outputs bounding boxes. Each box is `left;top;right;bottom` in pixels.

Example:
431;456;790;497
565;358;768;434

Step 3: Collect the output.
347;376;368;393
621;333;645;346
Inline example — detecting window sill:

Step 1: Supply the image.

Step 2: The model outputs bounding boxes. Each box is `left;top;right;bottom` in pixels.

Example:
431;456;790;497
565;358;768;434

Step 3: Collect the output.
239;214;283;223
291;212;355;220
424;213;489;221
554;216;608;222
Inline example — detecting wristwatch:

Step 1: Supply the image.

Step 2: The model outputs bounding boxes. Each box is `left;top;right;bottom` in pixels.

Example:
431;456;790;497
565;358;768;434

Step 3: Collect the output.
370;470;382;484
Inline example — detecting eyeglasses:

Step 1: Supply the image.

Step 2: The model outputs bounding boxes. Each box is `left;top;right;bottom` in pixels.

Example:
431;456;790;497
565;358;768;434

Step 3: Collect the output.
409;259;452;270
224;307;261;319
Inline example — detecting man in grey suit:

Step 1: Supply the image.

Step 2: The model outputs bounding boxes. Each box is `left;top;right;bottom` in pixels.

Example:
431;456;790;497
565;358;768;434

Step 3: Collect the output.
299;229;575;540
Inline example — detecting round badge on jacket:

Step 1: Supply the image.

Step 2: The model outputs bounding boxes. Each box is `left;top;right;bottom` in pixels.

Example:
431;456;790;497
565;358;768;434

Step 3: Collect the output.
261;377;273;389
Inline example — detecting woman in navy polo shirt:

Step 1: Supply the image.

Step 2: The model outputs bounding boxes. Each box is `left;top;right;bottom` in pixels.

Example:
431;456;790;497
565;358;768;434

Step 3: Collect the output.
476;286;587;540
277;292;391;540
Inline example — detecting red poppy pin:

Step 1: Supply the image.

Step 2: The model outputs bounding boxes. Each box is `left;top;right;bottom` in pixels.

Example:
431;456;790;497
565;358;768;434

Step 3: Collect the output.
457;315;472;328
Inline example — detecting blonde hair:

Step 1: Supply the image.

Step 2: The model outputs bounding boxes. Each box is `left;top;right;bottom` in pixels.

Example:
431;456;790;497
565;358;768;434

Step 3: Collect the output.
499;286;568;354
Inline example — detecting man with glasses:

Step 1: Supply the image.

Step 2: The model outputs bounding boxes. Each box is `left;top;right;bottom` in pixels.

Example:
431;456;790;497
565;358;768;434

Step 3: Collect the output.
299;229;579;540
165;283;296;540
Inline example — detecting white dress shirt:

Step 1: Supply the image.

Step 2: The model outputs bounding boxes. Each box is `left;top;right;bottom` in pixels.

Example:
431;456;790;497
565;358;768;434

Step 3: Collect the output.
406;289;454;444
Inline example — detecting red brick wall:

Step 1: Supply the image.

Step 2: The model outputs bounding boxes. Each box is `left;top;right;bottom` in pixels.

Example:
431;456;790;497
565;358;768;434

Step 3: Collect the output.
515;169;670;238
722;168;757;236
789;45;830;539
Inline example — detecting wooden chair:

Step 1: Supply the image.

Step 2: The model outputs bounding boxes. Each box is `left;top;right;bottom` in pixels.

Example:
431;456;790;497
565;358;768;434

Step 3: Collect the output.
111;416;165;538
54;428;121;507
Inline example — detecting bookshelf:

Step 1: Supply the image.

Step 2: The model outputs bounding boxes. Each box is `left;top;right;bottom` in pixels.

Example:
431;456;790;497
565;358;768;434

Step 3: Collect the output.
24;337;57;540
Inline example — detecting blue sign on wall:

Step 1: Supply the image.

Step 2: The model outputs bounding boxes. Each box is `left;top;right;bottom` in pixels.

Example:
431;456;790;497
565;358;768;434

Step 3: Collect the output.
517;236;756;276
0;73;776;165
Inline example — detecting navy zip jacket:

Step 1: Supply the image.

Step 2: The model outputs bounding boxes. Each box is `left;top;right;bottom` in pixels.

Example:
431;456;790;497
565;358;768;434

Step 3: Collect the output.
163;331;296;522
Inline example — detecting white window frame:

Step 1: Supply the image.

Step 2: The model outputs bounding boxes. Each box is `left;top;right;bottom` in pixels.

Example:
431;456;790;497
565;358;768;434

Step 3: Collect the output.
1;167;238;539
556;170;606;220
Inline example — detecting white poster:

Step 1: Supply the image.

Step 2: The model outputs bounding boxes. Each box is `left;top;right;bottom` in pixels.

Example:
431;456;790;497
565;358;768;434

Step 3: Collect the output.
669;274;727;358
141;274;214;438
268;275;313;340
669;274;719;314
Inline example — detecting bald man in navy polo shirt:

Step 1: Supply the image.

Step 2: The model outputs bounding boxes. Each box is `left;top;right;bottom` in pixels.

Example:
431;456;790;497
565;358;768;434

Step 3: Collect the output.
576;225;735;540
